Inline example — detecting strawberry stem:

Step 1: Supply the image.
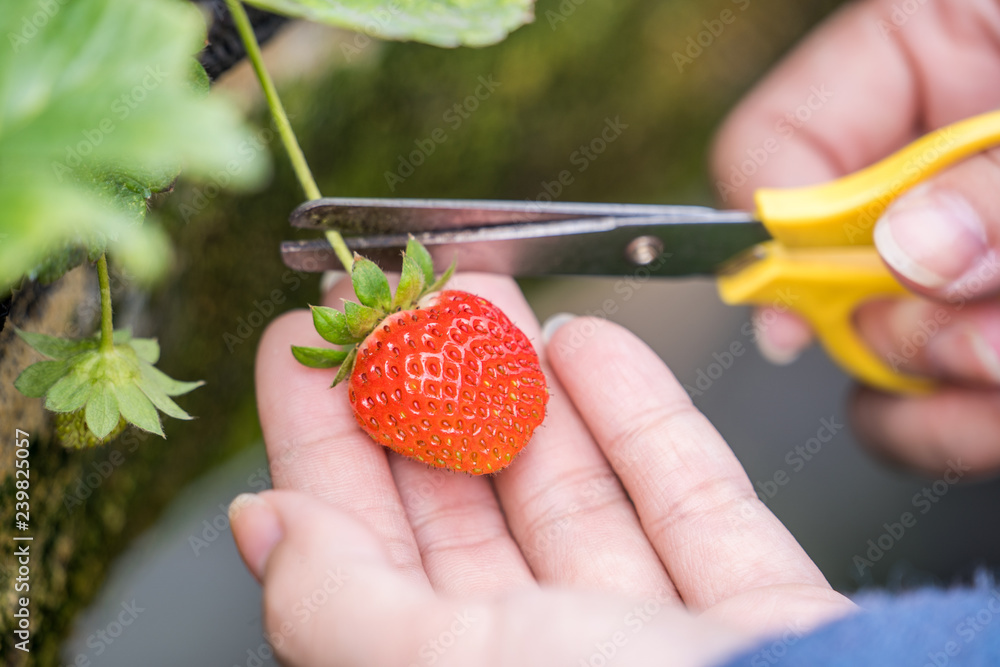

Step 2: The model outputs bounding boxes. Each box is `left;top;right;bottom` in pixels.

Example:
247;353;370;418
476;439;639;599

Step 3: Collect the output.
225;0;354;273
97;253;114;354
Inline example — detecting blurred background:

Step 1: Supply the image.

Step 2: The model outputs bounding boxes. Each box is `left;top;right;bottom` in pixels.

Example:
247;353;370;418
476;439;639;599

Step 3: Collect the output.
11;0;996;663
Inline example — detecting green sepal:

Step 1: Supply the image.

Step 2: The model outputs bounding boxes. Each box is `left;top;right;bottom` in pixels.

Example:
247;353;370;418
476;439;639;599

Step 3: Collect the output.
85;382;121;440
15;360;69;398
129;337;161;364
15;328;96;360
311;305;360;345
136;372;193;420
113;382;164;437
331;347;358;388
425;257;457;294
345;301;380;339
45;366;95;413
405;237;435;287
393;254;426;310
139;362;204;396
291;345;350;369
351;255;392;311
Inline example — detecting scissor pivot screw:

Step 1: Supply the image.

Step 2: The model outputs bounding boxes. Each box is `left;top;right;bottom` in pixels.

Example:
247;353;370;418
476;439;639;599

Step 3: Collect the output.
625;235;664;266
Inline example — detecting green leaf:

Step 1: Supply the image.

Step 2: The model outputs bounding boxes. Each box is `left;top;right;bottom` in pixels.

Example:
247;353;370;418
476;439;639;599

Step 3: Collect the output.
351;256;392;311
14;361;70;398
406;237;435;287
139;363;204;397
129;338;161;364
45;372;94;413
311;305;360;345
15;329;96;360
243;0;534;47
0;0;267;291
113;382;164;437
331;347;358;388
291;345;351;369
344;302;380;339
393;254;426;309
85;383;122;440
425;257;457;294
136;375;193;421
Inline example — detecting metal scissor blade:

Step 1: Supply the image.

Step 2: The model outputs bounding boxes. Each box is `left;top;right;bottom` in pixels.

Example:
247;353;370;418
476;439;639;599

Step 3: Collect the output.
281;212;771;277
289;197;737;233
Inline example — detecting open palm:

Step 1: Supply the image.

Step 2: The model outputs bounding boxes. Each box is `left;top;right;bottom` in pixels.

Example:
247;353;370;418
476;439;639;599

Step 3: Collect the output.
232;273;854;667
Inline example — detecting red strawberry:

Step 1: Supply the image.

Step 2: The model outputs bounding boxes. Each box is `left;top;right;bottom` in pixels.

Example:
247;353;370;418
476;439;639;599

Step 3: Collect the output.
349;290;547;474
293;239;548;474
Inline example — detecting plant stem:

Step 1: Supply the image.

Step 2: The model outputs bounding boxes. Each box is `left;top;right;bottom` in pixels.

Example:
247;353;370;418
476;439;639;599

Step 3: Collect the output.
97;254;114;353
225;0;354;272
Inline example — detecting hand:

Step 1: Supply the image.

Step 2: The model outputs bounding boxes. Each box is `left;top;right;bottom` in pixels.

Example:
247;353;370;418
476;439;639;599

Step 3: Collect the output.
231;273;853;667
712;0;1000;475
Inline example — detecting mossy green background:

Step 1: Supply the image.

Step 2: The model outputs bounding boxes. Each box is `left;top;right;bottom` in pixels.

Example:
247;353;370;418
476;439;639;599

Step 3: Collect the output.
2;0;857;663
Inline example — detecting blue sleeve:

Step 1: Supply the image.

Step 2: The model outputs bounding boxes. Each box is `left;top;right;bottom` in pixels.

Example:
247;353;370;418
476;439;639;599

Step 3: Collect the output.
717;584;1000;667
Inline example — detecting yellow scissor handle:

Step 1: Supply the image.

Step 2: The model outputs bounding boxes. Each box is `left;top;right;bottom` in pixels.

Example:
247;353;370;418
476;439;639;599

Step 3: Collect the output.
718;109;1000;393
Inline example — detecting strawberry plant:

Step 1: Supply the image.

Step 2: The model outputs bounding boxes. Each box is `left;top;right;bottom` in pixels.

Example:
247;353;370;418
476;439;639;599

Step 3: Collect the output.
224;0;548;473
5;0;537;449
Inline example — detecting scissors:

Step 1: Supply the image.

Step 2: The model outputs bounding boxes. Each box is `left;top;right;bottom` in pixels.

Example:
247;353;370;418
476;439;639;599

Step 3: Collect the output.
281;110;1000;395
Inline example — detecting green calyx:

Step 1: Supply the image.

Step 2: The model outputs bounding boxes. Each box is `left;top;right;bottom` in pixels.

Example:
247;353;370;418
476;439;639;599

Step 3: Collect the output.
292;237;454;386
14;327;203;447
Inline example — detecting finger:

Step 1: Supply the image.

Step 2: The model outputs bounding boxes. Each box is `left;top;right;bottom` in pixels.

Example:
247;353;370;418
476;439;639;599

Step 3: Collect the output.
471;288;676;600
389;457;535;595
255;285;427;586
851;385;1000;476
235;490;748;667
752;307;814;366
856;297;1000;385
546;317;830;610
384;274;536;596
873;150;1000;300
711;0;1000;208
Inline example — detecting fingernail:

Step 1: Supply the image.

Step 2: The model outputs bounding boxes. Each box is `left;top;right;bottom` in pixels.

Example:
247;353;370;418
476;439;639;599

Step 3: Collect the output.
320;270;347;295
874;188;987;290
970;331;1000;383
756;332;801;366
541;313;576;344
230;493;283;581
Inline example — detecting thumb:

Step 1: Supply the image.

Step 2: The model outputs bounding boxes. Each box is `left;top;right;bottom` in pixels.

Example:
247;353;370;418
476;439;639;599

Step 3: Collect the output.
874;147;1000;300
